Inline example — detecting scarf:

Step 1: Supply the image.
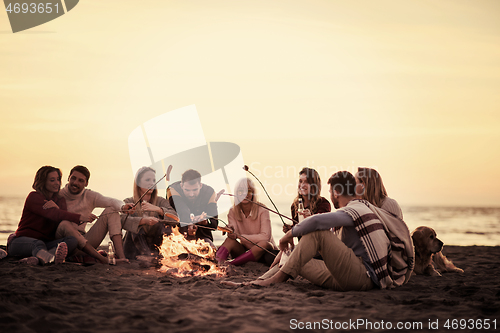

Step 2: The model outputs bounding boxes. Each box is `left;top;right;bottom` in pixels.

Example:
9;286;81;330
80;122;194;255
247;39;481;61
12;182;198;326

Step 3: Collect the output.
340;199;414;289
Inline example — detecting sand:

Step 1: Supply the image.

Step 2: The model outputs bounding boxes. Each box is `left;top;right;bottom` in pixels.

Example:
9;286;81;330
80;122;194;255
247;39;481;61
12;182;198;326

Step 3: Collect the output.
0;245;499;333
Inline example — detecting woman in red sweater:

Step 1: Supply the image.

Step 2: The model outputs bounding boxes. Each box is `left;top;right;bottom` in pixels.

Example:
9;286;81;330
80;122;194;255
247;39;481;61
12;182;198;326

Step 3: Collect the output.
8;166;84;265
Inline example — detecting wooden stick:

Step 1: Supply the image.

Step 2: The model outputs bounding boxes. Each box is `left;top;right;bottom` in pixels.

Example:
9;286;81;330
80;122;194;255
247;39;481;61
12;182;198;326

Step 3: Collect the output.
215;219;277;257
122;165;173;225
132;164;173;209
222;193;294;224
244;165;286;226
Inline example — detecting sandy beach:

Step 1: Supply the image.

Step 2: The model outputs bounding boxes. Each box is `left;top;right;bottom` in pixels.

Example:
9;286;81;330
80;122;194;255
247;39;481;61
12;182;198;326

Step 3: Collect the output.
0;245;499;333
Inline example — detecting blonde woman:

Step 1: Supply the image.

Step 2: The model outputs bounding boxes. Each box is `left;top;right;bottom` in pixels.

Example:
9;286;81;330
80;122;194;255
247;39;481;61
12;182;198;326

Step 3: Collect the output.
355;167;403;219
122;167;178;259
216;178;276;266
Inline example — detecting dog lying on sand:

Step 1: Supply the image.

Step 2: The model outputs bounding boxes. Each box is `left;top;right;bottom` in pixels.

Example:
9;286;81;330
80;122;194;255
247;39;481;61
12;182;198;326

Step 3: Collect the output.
411;226;464;276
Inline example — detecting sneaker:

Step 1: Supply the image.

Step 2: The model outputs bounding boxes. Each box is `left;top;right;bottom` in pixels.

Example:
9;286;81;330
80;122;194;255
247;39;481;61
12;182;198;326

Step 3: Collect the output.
36;249;55;265
53;242;68;264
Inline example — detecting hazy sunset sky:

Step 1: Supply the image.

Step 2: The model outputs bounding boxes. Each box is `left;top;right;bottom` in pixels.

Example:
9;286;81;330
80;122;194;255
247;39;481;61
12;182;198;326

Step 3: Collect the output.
1;0;499;207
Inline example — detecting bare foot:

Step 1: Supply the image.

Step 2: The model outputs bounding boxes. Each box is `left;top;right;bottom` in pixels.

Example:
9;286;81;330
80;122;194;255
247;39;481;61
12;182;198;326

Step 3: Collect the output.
219;280;243;287
248;279;274;287
249;271;290;287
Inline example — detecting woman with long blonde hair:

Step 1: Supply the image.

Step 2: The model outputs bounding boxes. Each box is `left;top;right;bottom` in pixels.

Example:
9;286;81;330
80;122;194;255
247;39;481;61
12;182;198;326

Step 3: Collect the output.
122;166;178;259
216;178;276;266
355;167;403;219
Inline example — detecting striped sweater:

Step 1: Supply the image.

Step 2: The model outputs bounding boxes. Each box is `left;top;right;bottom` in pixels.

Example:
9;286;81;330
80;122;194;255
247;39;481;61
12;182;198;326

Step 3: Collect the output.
340;199;414;289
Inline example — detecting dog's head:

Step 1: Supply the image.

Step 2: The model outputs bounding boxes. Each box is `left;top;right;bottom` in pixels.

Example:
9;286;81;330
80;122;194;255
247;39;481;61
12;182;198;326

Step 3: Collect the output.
411;226;444;256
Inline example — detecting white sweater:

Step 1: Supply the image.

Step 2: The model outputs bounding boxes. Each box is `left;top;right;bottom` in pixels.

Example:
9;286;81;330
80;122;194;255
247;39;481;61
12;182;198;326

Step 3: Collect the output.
59;184;124;233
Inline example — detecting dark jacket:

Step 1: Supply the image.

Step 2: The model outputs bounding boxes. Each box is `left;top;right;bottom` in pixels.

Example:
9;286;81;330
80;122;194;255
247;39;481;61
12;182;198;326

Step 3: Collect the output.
167;182;218;241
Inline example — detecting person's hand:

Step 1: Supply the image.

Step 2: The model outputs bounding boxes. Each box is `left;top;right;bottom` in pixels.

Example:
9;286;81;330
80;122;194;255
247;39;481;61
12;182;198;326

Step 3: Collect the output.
121;203;135;214
279;230;294;252
141;201;161;214
140;216;159;226
188;224;198;236
80;212;97;223
299;209;312;219
282;223;293;233
191;212;207;223
43;200;59;210
228;228;237;240
270;250;283;268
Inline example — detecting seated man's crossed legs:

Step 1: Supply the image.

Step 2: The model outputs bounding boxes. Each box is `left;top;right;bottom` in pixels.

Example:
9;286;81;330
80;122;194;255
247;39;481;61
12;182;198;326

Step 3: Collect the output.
56;208;124;262
84;208;126;259
257;230;373;291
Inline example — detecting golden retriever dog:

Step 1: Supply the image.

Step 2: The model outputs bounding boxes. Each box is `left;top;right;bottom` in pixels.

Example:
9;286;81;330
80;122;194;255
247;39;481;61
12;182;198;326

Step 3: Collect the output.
411;226;464;276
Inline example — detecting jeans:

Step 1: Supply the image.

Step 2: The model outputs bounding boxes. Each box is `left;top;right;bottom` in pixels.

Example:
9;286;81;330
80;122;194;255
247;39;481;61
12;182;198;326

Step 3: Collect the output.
8;236;78;258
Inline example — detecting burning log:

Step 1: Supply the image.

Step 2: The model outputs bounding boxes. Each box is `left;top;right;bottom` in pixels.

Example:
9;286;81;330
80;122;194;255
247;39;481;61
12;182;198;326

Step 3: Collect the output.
158;227;226;278
177;253;216;265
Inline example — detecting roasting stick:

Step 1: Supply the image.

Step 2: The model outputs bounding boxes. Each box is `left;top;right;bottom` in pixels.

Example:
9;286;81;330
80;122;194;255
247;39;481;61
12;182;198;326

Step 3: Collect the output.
92;165;175;221
243;165;286;226
166;187;277;257
133;164;173;209
97;209;179;221
187;223;277;258
221;193;294;224
217;219;277;257
174;189;226;227
122;165;174;225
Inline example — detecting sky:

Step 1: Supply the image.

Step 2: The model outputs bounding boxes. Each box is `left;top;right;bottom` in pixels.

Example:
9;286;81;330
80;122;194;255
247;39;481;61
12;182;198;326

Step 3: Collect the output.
0;0;499;207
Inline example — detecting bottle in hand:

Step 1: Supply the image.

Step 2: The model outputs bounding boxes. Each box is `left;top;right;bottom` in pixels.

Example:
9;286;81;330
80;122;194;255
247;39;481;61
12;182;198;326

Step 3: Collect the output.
298;197;305;223
108;241;116;265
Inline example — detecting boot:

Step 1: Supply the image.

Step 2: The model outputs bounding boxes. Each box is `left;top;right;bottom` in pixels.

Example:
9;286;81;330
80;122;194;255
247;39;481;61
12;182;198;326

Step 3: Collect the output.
215;246;229;263
228;250;256;266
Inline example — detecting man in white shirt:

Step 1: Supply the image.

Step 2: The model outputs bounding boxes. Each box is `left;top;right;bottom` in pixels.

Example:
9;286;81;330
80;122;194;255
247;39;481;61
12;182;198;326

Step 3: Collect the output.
56;165;132;260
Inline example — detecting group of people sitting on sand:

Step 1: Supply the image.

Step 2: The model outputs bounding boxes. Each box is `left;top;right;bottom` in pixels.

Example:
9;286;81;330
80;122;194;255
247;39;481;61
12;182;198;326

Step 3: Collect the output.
3;164;414;292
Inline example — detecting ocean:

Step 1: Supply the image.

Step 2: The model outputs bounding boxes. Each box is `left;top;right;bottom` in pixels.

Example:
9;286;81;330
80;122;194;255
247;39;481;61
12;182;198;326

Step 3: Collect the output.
1;196;499;247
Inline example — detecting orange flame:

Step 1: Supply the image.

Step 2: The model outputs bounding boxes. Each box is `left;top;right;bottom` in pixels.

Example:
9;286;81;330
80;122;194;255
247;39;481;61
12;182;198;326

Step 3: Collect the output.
158;226;225;277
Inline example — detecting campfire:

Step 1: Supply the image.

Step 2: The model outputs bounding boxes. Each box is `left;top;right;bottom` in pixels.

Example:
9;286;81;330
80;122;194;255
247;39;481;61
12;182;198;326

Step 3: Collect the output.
158;226;226;277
